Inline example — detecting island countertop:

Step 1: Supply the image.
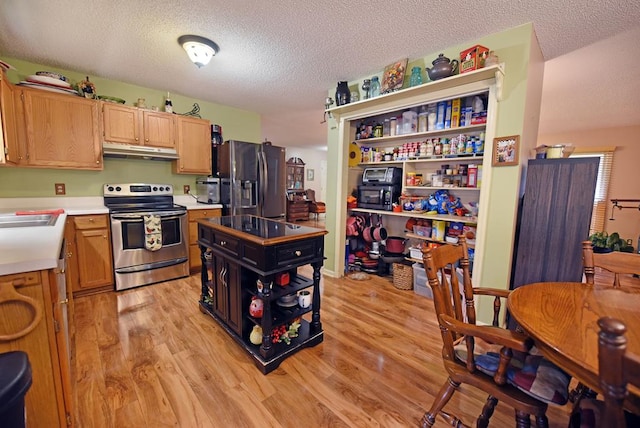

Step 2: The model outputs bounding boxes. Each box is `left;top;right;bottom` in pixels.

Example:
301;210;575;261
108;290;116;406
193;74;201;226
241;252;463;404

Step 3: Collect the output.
196;215;327;246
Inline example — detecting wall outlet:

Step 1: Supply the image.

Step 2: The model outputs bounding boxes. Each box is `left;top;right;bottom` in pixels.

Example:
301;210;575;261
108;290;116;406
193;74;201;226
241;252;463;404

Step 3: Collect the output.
183;185;190;194
55;183;66;195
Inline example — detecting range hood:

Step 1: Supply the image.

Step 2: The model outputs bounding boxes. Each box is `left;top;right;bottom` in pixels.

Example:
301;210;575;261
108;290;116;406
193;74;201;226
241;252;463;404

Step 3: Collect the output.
102;142;179;160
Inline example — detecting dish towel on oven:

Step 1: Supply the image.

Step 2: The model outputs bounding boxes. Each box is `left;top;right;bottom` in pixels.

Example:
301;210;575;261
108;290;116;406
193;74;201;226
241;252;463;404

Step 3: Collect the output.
144;214;162;251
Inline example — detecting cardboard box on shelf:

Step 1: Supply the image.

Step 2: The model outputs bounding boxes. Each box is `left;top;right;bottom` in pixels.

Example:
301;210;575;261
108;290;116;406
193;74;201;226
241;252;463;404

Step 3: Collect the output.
451;98;461;128
460;45;490;74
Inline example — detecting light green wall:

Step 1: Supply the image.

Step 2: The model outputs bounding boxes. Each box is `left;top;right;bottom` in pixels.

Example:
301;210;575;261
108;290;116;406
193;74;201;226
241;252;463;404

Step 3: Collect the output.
0;57;261;197
325;24;542;323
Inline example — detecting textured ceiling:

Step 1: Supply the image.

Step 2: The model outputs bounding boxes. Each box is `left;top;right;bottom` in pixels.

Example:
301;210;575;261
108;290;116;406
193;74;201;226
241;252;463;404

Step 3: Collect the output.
1;0;639;148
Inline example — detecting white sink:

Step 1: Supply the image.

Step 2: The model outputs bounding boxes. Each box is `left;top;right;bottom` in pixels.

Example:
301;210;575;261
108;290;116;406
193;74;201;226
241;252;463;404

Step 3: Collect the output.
0;214;59;228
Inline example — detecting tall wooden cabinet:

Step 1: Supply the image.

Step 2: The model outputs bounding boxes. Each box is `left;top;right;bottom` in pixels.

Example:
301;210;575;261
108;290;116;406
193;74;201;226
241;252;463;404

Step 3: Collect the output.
286;158;305;190
510;158;600;289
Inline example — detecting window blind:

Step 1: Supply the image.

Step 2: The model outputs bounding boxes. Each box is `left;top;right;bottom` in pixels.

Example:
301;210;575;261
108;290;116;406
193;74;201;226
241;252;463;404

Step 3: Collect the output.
571;147;615;234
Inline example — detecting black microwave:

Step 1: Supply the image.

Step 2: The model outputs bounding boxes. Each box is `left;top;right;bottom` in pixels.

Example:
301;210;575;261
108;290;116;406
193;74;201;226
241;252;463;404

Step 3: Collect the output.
357;184;401;211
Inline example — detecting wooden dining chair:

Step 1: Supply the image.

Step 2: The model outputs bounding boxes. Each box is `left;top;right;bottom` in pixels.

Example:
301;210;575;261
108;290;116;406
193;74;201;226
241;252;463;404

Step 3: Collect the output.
421;236;570;428
305;189;326;219
569;317;640;428
582;241;640;288
569;242;640;406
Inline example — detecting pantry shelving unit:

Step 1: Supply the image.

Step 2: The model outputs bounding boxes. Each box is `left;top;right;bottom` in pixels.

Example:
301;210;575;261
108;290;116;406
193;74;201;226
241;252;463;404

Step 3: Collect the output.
330;64;504;279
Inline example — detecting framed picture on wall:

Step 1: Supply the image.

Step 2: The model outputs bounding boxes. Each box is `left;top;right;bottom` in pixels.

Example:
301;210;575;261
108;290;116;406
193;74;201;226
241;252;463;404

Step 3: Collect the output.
307;169;315;181
492;135;520;166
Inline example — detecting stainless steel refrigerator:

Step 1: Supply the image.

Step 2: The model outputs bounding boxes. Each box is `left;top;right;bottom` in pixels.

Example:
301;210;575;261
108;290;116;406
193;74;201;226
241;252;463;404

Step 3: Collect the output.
214;140;287;218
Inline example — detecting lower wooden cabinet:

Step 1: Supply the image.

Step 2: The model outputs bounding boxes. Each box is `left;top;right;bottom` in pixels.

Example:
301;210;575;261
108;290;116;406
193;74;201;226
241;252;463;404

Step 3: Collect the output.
0;269;73;427
65;214;114;296
188;208;221;272
212;254;242;334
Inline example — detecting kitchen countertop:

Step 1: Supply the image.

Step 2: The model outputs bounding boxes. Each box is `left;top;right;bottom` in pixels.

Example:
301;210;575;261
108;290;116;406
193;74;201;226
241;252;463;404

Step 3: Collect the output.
0;196;222;276
0;212;67;276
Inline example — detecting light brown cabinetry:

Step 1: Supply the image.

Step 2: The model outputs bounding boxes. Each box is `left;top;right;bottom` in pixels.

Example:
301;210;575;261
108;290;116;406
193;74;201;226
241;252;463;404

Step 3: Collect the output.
188;208;221;272
12;86;102;169
0;269;73;427
65;215;114;296
102;102;176;148
0;69;19;165
174;115;211;174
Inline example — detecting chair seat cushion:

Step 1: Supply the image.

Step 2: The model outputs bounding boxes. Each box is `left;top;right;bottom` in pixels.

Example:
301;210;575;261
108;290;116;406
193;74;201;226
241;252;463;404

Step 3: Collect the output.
570;398;640;428
454;342;571;405
475;351;570;405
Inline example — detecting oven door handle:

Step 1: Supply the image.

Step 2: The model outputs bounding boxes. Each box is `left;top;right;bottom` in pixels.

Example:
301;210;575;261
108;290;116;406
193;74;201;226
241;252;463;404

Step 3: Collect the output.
111;211;187;220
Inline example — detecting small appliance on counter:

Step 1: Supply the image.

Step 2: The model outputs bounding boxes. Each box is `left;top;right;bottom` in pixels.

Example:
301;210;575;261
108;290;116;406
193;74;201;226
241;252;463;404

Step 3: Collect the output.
195;177;221;204
357;167;403;211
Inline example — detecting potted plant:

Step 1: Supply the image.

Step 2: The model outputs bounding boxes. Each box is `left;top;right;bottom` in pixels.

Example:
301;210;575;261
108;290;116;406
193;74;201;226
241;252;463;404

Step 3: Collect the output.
588;231;635;253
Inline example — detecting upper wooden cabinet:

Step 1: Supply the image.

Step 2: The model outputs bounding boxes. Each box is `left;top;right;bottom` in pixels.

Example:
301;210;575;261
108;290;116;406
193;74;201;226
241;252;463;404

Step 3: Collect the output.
102;102;176;148
0;70;20;165
14;86;102;169
174;115;211;175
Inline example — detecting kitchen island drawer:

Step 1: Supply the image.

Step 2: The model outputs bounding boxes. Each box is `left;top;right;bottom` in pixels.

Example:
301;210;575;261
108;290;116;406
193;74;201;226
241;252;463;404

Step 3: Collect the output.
213;233;239;257
276;240;316;266
73;215;109;229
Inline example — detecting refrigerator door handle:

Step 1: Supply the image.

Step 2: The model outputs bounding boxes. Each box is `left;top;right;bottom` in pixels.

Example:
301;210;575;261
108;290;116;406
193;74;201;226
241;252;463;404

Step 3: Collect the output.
258;151;267;214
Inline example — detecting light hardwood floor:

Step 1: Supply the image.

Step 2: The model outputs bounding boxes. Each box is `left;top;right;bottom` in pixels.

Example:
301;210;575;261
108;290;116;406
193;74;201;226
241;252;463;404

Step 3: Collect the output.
72;262;572;427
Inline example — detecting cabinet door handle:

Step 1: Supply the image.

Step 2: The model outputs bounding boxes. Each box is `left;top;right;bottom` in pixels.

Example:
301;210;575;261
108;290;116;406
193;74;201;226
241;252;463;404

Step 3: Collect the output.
89;218;95;222
295;250;302;256
59;298;69;305
0;281;43;342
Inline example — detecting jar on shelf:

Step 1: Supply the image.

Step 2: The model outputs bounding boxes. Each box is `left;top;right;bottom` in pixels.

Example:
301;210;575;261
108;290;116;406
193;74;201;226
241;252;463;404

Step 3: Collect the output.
390;117;397;136
335;81;350;106
362;79;371;99
370;76;381;97
373;123;383;138
383;118;390;136
426;139;434;157
409;67;423;87
406;172;417;186
418;111;428;132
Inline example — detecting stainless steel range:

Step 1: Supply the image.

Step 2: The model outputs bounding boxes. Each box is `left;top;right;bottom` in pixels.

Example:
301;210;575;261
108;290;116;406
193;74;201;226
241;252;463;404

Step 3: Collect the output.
104;183;189;291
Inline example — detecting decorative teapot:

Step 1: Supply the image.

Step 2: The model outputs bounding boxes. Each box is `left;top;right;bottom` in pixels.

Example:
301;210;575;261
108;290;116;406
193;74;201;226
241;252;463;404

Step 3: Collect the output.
249;296;263;318
425;54;459;81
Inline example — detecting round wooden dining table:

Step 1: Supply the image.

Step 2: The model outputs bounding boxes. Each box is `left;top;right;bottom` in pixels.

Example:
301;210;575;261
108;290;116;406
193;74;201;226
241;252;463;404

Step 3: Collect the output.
508;281;640;410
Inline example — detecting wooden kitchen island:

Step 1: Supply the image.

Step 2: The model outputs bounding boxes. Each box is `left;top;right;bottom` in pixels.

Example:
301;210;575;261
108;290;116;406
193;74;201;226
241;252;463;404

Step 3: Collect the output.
197;215;327;374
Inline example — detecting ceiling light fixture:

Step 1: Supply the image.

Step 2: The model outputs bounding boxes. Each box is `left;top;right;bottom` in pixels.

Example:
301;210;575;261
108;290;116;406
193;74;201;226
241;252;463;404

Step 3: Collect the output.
178;35;220;68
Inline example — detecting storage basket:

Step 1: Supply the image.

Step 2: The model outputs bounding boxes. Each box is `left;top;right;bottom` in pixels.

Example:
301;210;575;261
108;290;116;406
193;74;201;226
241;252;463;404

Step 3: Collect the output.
392;263;414;290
